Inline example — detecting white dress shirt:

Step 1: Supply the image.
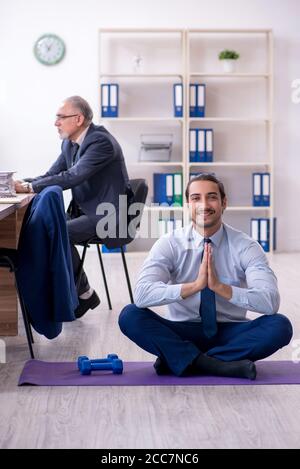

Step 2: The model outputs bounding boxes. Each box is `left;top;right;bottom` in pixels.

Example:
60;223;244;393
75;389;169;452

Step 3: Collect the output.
73;125;90;146
134;223;280;322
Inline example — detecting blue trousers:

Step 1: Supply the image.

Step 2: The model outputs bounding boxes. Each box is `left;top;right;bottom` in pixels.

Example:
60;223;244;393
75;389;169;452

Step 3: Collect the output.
119;305;293;376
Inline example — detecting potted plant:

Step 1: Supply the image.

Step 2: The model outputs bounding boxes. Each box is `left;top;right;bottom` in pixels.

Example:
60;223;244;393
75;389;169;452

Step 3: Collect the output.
218;49;240;73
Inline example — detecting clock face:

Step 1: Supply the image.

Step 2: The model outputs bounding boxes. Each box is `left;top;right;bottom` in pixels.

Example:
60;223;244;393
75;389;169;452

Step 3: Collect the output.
34;34;65;65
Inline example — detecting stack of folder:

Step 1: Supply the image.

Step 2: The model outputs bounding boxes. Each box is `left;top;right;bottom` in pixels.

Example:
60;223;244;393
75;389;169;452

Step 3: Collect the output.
101;83;119;117
252;173;270;206
173;83;206;118
250;218;276;252
173;83;183;117
189;129;214;162
153;173;183;206
190;84;205;117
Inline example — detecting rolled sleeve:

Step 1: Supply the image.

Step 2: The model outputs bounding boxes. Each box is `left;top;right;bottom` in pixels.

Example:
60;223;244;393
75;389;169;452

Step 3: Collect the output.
134;282;182;309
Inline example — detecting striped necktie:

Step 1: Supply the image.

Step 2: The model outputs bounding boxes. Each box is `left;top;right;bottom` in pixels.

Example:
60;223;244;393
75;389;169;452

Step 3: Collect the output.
199;238;217;338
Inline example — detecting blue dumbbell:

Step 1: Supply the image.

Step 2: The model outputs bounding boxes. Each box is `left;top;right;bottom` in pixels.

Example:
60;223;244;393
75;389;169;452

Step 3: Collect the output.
80;358;123;375
77;354;118;371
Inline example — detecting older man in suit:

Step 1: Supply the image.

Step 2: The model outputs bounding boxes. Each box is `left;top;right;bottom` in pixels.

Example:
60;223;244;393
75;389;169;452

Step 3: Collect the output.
15;96;132;319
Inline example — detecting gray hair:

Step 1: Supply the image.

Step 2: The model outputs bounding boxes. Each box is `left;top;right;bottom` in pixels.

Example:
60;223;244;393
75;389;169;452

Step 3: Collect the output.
65;96;93;124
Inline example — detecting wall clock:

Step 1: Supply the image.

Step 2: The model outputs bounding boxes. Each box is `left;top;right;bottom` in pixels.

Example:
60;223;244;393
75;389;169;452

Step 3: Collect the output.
34;34;65;65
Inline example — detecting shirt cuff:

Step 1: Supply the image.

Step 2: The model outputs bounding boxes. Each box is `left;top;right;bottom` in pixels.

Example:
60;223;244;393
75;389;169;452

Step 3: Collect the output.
229;285;249;309
21;182;33;193
165;283;183;302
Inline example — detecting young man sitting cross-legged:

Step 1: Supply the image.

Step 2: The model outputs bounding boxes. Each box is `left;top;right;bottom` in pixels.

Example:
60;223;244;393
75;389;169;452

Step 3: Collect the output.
119;174;293;379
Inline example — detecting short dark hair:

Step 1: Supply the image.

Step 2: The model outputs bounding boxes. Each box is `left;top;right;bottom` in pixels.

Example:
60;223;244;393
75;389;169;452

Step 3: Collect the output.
65;96;93;124
185;173;226;201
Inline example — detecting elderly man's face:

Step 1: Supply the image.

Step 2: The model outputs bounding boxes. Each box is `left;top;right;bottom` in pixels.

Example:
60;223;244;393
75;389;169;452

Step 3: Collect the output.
54;101;83;140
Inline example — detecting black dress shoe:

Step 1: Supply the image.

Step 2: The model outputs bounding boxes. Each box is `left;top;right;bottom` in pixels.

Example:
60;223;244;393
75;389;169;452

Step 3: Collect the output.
75;291;100;319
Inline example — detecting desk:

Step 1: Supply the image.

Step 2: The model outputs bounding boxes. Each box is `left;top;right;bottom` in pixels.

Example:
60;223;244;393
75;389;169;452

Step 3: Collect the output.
0;195;34;335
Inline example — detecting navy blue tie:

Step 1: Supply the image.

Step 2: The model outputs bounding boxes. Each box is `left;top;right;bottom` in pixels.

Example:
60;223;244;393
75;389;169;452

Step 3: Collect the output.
71;143;79;165
199;238;217;338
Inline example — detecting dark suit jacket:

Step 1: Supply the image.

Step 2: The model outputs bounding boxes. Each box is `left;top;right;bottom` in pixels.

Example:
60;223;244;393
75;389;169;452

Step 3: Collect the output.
27;124;132;225
16;186;78;339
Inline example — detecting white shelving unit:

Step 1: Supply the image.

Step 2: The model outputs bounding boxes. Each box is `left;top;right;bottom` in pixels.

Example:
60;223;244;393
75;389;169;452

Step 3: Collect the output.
98;29;186;252
98;28;274;252
186;29;273;251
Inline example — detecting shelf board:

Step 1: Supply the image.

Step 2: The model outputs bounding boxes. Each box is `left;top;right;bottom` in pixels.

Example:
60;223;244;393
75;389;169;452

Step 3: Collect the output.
190;73;269;78
189;162;270;167
100;73;183;78
144;205;269;212
99;28;271;34
226;206;271;211
134;162;184;166
102;117;268;123
188;117;269;123
188;28;272;33
145;206;184;212
99;28;184;33
101;117;184;122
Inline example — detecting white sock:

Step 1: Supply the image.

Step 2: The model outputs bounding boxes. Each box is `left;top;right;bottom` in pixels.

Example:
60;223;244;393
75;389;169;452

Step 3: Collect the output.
79;288;94;300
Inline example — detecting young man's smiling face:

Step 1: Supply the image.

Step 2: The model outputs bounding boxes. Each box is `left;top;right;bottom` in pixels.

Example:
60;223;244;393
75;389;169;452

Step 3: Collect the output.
188;179;227;234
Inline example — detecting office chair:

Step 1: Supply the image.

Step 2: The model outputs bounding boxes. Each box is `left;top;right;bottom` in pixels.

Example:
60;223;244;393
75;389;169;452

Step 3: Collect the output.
76;178;148;309
0;248;35;358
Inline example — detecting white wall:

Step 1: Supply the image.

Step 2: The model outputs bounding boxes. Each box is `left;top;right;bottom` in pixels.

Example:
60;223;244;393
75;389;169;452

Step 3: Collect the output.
0;0;299;250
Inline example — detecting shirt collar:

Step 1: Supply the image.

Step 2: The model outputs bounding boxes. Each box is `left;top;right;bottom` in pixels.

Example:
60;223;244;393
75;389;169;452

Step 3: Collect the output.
72;125;90;147
192;223;224;248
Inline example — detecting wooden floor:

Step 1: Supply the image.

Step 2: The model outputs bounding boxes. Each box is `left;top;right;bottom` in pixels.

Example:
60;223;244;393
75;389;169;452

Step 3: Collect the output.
0;251;300;449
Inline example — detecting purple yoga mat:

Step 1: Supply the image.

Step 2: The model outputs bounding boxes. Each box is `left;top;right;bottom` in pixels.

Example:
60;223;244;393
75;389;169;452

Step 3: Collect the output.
18;360;300;386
